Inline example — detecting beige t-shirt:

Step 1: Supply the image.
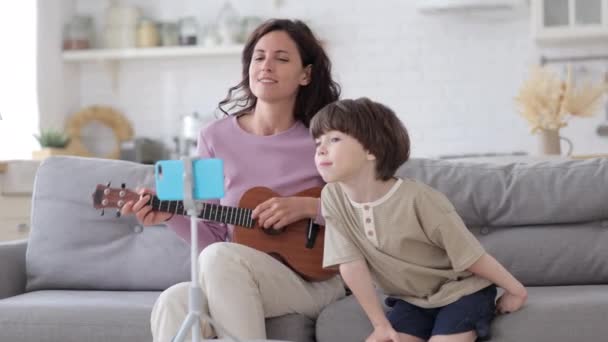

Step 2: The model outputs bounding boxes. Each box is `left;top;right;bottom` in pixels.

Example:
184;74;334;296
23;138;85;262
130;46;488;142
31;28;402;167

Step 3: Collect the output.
322;178;492;308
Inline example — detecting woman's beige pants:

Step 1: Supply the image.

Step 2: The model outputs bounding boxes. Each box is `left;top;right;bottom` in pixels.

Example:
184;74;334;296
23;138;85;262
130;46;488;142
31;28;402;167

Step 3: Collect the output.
150;242;345;341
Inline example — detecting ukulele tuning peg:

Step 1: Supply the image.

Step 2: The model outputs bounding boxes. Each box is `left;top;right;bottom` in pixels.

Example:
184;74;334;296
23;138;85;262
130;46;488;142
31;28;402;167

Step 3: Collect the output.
121;183;126;189
106;181;111;188
100;209;105;216
116;210;121;218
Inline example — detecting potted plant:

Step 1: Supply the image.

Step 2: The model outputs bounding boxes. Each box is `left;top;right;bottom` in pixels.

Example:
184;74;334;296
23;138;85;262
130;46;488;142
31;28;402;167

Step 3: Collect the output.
515;66;607;155
32;129;72;160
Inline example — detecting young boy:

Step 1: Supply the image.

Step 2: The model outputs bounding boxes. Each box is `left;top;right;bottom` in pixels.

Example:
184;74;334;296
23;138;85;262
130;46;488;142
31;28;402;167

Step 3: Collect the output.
310;98;527;342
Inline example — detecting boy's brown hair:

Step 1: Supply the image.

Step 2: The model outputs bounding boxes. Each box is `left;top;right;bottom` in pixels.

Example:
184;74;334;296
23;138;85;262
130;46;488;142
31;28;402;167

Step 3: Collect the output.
310;97;410;181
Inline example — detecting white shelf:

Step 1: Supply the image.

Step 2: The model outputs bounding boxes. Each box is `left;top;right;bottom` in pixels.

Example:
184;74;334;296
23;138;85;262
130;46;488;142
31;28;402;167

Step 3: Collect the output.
417;0;521;14
534;27;608;45
62;45;244;62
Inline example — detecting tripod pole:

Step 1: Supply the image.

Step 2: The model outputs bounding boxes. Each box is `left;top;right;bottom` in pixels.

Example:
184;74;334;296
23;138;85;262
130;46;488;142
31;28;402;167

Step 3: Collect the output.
173;156;202;342
172;157;241;342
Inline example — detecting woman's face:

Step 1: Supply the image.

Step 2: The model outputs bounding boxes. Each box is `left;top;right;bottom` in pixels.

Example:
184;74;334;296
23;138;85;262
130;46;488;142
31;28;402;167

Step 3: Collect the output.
248;30;311;104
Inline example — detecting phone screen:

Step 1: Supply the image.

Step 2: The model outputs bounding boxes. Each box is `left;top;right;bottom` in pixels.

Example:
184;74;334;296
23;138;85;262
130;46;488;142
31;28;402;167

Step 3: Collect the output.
155;158;224;200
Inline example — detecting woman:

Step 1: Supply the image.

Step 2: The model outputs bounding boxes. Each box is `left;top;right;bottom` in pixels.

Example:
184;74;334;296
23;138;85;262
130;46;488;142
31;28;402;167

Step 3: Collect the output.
121;19;345;341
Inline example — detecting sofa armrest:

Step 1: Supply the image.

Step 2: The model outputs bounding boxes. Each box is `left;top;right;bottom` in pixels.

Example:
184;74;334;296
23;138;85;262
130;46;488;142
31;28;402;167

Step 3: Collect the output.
0;239;27;299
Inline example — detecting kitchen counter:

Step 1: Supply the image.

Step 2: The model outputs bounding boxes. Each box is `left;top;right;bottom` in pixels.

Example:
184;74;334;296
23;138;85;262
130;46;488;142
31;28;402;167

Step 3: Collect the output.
0;160;41;195
0;160;39;242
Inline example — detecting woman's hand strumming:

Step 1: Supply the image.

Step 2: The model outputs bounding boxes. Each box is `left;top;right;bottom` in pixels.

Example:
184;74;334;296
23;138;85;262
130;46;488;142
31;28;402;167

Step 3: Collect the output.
251;196;318;230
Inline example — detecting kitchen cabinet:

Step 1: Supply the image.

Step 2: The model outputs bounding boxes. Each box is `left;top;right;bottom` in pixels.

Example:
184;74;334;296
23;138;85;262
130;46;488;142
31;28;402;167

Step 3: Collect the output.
0;161;38;242
531;0;608;44
0;186;32;242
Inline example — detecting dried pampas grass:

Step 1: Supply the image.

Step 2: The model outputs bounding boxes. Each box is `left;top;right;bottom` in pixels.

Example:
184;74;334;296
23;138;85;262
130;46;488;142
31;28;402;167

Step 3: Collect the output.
515;65;607;133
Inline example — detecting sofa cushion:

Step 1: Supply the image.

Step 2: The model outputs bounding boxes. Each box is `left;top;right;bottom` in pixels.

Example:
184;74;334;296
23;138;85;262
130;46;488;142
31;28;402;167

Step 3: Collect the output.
0;290;313;342
266;314;315;342
27;156;190;291
398;158;608;227
0;290;157;342
474;222;608;286
490;285;608;342
315;292;387;342
397;158;608;286
316;286;608;342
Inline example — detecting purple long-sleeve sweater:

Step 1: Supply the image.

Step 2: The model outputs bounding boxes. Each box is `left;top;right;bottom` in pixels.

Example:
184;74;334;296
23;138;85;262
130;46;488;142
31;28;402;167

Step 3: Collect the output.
165;115;325;250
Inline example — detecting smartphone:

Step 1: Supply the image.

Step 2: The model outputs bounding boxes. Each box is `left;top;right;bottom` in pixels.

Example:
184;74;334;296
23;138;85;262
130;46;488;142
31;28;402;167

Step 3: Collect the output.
154;158;224;200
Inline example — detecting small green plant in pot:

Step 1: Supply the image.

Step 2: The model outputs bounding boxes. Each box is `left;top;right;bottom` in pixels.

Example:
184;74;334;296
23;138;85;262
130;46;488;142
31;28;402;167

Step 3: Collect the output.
32;129;72;159
34;129;70;148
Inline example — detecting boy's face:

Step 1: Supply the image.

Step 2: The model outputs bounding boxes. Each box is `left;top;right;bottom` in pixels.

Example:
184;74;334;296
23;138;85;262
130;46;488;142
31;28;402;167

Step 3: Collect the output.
314;130;375;183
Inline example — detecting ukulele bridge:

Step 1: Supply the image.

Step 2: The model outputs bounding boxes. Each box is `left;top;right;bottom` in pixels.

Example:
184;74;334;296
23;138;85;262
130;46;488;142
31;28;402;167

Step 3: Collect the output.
306;220;320;249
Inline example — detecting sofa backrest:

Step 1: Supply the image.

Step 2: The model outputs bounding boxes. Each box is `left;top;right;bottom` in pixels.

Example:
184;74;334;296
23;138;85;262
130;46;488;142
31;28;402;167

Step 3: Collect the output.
26;156;190;291
397;158;608;286
27;156;608;290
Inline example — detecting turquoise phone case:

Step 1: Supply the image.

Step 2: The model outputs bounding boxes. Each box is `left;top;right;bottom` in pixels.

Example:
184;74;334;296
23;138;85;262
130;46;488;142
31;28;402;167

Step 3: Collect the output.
154;158;224;200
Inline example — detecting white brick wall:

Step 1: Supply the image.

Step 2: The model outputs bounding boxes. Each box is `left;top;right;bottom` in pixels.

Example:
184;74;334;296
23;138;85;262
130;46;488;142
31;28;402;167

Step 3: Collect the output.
66;0;608;157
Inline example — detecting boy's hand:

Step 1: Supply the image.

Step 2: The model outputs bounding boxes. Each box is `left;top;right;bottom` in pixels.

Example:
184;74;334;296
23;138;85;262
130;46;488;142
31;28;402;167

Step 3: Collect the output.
366;324;400;342
496;288;527;314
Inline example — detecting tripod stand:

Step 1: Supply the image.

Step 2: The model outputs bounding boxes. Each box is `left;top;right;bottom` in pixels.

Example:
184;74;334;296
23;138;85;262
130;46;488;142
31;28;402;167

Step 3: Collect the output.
171;157;241;342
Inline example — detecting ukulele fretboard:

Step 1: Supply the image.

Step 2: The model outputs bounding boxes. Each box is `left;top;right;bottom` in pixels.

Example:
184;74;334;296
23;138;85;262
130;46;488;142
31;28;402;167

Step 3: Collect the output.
149;197;255;228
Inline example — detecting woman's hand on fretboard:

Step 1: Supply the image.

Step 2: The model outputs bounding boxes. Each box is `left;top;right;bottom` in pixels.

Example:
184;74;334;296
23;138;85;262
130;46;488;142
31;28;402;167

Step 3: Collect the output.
120;188;174;225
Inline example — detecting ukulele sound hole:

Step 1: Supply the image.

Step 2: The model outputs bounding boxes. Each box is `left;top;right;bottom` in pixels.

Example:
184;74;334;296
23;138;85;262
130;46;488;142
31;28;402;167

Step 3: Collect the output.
264;227;285;236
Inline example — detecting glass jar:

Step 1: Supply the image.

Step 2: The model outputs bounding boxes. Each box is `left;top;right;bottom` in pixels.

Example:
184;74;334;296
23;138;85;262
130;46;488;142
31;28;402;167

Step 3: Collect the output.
103;3;139;49
216;1;240;45
103;26;136;49
178;17;199;46
202;24;222;46
160;22;179;46
136;18;159;47
237;16;263;43
63;15;94;50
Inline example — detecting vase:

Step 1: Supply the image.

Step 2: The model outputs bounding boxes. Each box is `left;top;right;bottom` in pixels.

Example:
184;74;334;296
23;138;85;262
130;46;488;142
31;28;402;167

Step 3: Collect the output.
537;129;573;156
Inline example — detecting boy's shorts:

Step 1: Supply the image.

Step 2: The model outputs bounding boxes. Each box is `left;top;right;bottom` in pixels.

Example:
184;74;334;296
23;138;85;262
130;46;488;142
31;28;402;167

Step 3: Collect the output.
385;285;497;341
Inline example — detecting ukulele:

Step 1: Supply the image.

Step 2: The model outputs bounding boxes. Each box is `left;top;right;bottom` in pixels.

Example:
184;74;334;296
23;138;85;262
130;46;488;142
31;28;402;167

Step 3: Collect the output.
92;183;338;282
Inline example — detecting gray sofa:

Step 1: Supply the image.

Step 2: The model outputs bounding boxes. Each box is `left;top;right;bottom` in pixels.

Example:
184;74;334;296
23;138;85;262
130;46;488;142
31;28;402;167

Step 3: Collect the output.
1;156;608;342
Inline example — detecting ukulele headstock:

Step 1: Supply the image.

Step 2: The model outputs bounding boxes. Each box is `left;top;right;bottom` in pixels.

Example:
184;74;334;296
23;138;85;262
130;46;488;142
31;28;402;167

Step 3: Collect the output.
92;182;139;217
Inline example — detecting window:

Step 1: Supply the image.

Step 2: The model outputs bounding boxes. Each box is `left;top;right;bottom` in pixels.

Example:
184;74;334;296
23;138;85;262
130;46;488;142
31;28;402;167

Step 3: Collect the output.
0;1;38;160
